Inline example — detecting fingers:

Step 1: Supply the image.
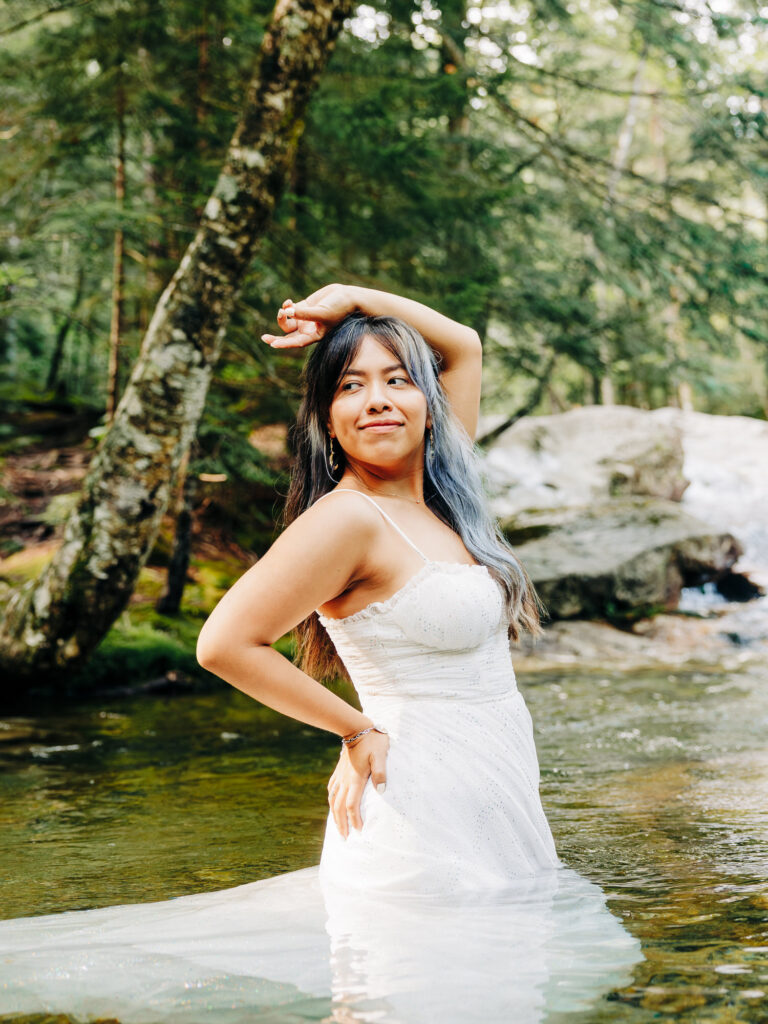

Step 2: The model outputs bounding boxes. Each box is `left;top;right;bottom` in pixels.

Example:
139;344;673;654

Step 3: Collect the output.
262;329;324;349
276;306;298;332
286;302;333;323
330;782;350;840
368;750;388;795
261;304;327;348
344;776;366;834
328;735;390;839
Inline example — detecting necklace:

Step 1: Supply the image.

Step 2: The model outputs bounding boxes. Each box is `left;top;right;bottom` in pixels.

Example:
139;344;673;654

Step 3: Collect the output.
343;475;424;504
352;485;423;504
367;491;423;504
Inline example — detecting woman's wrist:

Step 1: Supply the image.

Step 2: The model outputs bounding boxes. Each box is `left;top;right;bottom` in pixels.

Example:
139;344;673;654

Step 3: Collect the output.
341;723;388;749
340;714;374;743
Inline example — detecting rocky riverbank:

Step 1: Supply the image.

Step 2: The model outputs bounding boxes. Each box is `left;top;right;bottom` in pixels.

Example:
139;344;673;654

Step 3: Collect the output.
482;407;768;673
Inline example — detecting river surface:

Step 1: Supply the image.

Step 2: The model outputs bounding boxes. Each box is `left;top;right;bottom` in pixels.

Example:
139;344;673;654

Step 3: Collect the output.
1;661;767;1023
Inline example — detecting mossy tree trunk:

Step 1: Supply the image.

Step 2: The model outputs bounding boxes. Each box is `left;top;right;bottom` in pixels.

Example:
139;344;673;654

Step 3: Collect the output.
0;0;352;684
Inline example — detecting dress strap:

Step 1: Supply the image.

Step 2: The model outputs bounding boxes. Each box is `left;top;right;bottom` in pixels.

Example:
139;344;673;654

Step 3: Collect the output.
313;488;429;562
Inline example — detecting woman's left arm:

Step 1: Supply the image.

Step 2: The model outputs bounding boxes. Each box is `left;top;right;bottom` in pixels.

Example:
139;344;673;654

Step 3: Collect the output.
264;283;483;441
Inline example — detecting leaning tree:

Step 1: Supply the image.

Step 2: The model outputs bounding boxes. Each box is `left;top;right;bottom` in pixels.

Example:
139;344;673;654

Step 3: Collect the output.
0;0;353;683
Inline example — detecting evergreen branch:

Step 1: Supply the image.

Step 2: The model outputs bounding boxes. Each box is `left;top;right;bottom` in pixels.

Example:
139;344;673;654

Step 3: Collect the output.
491;91;768;226
613;0;767;29
0;0;93;38
436;21;760;223
476;354;557;448
500;50;700;102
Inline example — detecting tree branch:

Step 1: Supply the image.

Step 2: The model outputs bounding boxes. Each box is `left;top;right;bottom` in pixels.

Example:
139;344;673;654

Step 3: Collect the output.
0;0;93;38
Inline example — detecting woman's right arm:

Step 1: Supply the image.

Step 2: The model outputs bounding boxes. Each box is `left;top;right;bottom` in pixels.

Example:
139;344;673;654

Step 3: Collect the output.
262;283;483;440
196;496;388;833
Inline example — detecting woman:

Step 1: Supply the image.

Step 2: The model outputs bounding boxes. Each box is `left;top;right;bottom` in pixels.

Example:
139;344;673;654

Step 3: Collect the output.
0;284;641;1023
197;281;555;889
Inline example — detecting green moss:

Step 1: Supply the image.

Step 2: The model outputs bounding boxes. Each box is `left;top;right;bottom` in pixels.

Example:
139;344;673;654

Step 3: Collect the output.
502;522;554;545
0;546;55;584
67;615;208;692
604;601;669;627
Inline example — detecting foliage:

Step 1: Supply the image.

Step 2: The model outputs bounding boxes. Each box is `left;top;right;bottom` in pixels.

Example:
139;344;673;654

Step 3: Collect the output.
1;0;766;494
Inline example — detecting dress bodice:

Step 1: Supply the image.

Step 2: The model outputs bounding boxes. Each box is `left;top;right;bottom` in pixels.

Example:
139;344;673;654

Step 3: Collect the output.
314;490;516;712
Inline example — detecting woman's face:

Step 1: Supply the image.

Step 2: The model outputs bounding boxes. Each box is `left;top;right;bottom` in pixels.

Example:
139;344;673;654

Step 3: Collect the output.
327;334;430;472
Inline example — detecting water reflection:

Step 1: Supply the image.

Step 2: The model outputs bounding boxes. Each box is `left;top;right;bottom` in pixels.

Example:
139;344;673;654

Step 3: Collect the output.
0;662;767;1021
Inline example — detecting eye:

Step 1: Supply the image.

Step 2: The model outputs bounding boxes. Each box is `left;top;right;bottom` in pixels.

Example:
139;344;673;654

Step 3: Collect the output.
388;375;409;385
340;380;362;391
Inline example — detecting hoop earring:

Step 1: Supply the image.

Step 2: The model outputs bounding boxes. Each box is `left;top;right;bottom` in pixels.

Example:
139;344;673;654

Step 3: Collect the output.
329;435;339;473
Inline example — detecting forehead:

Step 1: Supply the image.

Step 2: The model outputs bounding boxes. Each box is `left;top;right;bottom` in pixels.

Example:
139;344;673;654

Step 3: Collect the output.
347;333;402;368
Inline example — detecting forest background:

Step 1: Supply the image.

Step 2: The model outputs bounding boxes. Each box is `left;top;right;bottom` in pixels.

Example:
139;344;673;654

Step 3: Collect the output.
1;0;766;692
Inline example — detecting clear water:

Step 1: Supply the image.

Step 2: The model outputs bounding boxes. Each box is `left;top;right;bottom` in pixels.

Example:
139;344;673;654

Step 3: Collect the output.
1;663;768;1022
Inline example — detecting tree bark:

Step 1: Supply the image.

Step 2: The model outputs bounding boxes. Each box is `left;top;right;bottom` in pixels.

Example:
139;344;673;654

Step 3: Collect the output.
156;452;195;616
106;67;126;423
0;0;353;683
46;264;85;393
588;51;647;407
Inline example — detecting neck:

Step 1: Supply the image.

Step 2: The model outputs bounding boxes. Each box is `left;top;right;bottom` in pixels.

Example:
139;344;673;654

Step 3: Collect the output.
341;463;424;504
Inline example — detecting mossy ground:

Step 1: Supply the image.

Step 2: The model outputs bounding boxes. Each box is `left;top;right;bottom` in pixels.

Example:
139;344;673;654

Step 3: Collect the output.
0;404;290;698
0;541;294;697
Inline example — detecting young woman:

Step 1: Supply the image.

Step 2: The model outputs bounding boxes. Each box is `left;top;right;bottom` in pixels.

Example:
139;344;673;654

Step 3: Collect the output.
0;284;641;1023
196;281;555;888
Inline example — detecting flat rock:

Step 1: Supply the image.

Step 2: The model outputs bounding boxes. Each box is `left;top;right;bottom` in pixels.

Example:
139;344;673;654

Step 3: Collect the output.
503;498;743;620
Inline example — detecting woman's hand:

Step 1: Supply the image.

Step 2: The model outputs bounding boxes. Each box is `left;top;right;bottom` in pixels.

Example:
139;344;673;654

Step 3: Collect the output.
327;729;389;839
261;283;358;349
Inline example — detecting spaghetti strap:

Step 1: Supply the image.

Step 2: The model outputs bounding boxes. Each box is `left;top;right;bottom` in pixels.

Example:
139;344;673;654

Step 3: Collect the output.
313;488;429;562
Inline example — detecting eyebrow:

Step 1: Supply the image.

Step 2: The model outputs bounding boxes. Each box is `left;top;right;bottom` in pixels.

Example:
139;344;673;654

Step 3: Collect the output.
341;363;407;378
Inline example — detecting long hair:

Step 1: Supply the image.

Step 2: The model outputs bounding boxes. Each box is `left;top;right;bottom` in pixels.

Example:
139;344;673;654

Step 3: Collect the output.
283;312;542;681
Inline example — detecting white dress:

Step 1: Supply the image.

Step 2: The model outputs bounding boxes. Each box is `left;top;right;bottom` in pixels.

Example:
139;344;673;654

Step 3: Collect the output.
0;491;642;1023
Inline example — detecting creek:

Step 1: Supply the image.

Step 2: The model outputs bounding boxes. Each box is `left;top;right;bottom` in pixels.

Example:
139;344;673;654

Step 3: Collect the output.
1;657;767;1022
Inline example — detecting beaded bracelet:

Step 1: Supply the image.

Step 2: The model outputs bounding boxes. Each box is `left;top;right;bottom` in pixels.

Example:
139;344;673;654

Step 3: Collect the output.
341;724;388;747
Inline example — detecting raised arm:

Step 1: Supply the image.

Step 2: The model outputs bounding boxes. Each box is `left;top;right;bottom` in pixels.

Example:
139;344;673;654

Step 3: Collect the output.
262;283;483;440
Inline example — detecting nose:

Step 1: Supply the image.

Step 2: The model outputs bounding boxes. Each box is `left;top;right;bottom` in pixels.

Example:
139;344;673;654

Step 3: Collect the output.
366;379;392;411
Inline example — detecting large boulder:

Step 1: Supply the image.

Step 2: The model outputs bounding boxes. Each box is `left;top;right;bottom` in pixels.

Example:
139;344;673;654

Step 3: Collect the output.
483;405;688;517
502;498;743;621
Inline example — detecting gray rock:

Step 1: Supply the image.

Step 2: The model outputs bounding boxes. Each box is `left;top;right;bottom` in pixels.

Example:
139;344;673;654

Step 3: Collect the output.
503;498;743;621
483;405;689;517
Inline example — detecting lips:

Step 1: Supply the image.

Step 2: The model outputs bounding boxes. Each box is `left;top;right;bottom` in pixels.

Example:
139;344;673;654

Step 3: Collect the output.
361;420;403;431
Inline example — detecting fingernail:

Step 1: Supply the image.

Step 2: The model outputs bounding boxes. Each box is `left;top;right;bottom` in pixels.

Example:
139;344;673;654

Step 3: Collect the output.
377;782;386;794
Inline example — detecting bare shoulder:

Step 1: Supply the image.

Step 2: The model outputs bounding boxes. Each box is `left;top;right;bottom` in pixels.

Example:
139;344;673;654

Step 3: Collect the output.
197;489;383;651
262;488;383;589
285;488;383;549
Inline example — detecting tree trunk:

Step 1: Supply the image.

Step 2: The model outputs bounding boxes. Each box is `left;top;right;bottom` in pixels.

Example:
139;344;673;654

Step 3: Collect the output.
106;68;126;423
156;452;195;616
587;52;647;407
46;264;85;393
0;0;353;684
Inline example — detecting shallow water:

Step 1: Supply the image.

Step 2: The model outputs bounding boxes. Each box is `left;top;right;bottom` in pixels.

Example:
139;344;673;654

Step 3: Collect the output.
1;663;768;1022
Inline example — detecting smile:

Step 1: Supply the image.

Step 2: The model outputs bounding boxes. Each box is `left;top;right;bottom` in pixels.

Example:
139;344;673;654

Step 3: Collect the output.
360;422;403;432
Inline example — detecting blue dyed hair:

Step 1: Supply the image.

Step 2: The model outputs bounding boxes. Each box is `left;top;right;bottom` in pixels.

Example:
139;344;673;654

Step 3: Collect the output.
284;312;542;679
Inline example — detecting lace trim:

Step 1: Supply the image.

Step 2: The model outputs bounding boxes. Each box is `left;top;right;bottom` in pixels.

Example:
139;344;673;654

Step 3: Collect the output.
318;561;491;627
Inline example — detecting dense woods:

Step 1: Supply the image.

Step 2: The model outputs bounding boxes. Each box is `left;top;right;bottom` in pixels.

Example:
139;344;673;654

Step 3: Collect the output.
0;0;766;682
3;0;766;421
